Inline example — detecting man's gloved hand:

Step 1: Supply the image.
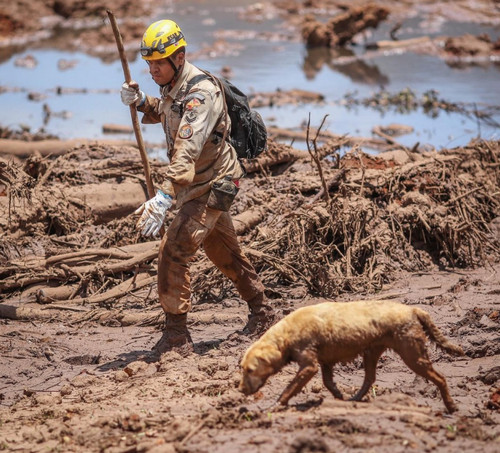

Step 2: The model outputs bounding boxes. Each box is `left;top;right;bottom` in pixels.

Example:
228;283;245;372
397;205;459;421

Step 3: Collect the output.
135;190;173;237
120;80;146;106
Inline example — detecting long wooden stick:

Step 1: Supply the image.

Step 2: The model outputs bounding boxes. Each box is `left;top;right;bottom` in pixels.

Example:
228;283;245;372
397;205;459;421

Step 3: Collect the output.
107;9;155;200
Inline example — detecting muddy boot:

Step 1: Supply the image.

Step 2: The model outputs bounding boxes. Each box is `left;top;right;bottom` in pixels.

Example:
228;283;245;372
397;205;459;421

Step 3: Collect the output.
153;313;194;357
242;294;277;336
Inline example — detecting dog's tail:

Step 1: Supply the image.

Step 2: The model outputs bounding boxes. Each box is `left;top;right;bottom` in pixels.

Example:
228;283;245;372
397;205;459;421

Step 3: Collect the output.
415;309;464;356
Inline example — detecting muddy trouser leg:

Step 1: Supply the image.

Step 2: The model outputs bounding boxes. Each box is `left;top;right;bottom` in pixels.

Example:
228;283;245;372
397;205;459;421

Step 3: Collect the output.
157;196;222;315
203;212;274;334
202;211;265;304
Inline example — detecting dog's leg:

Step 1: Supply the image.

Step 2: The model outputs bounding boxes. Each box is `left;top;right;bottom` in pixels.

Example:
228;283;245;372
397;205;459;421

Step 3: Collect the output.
395;334;458;413
350;345;386;401
320;363;344;399
277;362;318;405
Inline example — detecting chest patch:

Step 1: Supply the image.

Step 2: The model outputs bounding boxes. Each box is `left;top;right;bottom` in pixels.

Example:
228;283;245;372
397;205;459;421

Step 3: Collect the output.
178;124;193;139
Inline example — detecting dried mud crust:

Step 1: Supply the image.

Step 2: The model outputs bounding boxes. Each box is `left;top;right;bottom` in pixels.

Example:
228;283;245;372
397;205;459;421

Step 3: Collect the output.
0;265;499;453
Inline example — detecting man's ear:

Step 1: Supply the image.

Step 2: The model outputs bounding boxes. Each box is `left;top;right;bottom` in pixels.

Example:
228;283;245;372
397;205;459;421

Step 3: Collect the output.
175;51;185;66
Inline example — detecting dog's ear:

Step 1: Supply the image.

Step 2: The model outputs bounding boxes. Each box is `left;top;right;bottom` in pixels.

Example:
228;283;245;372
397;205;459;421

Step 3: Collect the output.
257;344;283;368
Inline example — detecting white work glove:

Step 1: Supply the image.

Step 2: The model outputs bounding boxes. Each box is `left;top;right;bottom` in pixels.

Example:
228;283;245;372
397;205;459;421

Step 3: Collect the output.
135;190;173;237
120;81;146;106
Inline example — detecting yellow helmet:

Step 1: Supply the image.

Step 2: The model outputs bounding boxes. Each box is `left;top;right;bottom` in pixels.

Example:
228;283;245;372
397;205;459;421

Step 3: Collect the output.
140;20;187;61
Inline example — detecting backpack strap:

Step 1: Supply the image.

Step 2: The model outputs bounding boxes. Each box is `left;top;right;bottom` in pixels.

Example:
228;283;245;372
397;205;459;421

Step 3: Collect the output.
186;74;210;92
197;69;230;158
171;74;209;116
175;68;230;159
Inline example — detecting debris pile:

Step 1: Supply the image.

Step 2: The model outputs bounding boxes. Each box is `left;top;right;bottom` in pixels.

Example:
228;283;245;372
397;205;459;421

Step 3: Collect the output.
4;133;496;321
301;4;390;47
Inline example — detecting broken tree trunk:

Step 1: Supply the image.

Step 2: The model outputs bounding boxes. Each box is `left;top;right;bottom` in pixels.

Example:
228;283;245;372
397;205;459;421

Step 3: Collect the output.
50;273;156;306
0;138;138;158
0;301;163;326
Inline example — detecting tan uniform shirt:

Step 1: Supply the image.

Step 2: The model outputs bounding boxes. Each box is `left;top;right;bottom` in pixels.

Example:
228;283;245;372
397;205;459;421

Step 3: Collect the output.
138;61;243;207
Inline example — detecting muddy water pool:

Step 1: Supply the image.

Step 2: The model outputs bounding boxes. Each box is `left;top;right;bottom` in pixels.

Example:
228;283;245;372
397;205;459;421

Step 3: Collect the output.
0;1;499;159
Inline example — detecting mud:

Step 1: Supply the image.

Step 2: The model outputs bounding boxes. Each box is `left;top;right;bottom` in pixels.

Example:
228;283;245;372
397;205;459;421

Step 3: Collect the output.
301;4;390;48
1;0;500;452
1;134;499;453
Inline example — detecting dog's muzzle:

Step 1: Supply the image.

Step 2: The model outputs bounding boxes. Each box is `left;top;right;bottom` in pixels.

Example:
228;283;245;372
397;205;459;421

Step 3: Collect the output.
239;374;263;395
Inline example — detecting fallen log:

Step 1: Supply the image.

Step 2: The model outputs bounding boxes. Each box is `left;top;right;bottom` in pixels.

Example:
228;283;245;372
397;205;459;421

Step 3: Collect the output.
53;273;156;305
302;4;389;48
243;145;309;173
243;134;346;173
365;36;432;50
268;126;337;143
44;241;159;267
0;269;67;292
102;123;134;134
0;303;87;322
0;180;148;233
0;138;139;158
36;285;79;303
267;126;391;151
0;301;163;326
1;241;160;279
70;247;159;276
70;180;148;224
233;206;267;235
250;89;325;108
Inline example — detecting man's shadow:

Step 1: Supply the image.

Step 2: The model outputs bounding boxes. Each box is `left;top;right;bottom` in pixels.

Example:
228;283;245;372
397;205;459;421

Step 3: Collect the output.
95;337;227;371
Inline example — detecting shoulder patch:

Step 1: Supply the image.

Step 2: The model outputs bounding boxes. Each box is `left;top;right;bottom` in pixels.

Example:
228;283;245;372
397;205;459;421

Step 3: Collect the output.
178;124;193;139
185;96;204;111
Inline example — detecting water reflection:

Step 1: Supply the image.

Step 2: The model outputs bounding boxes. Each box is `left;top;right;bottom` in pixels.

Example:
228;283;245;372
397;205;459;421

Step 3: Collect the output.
445;58;500;70
303;46;389;86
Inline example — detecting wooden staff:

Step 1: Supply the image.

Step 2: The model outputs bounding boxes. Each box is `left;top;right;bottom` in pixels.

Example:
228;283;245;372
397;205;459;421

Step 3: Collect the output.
106;9;155;200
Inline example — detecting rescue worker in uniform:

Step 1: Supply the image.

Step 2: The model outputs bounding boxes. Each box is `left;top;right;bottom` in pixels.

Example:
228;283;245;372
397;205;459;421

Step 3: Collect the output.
120;20;275;355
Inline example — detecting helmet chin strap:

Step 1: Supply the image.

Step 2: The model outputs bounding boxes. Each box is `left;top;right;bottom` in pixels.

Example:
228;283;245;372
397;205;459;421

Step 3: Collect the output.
166;57;183;86
159;58;184;96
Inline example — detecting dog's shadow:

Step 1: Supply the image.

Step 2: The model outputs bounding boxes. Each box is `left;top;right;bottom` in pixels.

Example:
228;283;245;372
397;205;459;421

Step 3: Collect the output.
257;397;325;414
293;397;324;412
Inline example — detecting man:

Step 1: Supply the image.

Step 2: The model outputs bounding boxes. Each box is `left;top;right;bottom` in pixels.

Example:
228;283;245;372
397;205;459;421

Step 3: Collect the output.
120;19;275;355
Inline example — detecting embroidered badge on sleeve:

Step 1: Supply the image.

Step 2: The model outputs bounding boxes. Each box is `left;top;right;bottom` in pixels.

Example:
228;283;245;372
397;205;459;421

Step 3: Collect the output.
185;111;197;123
178;124;193;139
185;97;203;110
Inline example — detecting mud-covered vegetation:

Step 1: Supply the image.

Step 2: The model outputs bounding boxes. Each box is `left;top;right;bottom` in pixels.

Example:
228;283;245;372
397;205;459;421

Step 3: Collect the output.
2;137;498;314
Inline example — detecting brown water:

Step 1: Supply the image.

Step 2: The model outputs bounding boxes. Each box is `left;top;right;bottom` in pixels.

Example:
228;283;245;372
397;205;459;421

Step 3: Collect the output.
0;1;499;157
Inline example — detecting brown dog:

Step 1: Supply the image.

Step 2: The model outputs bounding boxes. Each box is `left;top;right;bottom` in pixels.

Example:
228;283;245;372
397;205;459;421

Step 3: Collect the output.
239;300;464;413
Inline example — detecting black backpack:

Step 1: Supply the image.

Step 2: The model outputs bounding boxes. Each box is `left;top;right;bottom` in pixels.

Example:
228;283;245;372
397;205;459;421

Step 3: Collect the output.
180;72;268;160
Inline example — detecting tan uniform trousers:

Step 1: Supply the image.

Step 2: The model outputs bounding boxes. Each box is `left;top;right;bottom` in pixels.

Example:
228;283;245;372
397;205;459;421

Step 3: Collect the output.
158;194;264;315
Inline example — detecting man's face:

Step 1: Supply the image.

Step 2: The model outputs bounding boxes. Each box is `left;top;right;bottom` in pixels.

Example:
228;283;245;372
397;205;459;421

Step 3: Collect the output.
147;52;184;86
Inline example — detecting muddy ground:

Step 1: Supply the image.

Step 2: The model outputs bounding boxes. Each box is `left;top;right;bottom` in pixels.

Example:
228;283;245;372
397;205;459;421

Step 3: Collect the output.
1;135;499;453
1;0;500;452
2;261;500;453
